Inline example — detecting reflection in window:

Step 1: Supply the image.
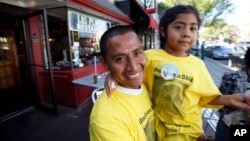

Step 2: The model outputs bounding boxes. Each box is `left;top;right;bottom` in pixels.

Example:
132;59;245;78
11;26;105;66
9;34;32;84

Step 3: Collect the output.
69;10;110;68
47;7;69;70
0;34;11;61
47;8;113;70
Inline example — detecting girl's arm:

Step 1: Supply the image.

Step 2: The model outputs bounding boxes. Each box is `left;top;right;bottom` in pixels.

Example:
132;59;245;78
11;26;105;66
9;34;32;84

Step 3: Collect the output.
208;93;250;111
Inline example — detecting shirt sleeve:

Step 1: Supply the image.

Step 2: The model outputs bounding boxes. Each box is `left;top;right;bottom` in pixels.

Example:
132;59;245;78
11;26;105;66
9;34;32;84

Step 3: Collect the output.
196;61;222;108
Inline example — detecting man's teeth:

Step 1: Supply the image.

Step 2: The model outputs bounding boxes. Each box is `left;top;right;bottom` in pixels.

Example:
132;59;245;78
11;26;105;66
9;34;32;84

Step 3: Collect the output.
129;73;139;78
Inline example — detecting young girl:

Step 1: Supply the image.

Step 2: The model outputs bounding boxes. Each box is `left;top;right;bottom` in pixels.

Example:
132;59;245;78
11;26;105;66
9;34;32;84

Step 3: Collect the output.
105;5;250;141
143;5;220;141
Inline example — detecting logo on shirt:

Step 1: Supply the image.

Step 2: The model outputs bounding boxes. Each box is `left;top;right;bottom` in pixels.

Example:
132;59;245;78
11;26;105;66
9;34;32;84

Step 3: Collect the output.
161;64;179;80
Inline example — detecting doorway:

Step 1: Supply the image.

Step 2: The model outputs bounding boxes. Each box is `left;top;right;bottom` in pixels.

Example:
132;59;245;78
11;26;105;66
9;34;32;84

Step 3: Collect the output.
0;15;32;120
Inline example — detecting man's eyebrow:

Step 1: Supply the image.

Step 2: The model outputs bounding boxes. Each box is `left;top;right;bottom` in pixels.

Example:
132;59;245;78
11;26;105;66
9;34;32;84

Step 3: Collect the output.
110;46;143;59
137;46;144;50
111;53;124;59
132;46;144;52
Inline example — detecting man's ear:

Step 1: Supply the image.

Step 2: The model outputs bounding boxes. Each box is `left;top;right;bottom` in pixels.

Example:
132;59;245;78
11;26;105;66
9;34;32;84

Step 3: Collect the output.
160;27;165;37
100;58;108;70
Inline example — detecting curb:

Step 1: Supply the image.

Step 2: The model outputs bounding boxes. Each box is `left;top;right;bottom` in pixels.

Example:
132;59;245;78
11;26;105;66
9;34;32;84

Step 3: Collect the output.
204;57;238;71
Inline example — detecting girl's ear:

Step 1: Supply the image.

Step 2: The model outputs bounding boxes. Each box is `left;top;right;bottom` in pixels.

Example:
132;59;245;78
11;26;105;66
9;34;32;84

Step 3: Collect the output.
160;27;165;37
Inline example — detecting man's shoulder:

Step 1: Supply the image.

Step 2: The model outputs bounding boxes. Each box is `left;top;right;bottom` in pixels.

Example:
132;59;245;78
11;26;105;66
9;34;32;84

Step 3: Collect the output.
90;92;120;120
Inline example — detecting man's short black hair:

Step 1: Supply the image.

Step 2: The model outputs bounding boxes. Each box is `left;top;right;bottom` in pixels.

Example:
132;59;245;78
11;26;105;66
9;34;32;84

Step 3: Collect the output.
99;25;138;59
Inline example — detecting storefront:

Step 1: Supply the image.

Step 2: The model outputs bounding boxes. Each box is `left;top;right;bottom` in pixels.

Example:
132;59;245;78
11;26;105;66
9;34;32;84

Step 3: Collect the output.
0;0;158;121
116;0;158;49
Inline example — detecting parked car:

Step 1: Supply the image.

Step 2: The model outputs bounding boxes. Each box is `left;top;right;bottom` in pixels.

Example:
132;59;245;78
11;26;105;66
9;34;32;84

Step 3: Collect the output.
235;41;250;50
188;44;199;56
228;45;248;68
204;45;233;59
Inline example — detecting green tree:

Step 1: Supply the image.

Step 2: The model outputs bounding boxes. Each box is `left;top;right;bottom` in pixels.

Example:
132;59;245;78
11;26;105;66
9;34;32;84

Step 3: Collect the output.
158;2;169;16
199;21;240;42
158;0;234;26
157;0;237;41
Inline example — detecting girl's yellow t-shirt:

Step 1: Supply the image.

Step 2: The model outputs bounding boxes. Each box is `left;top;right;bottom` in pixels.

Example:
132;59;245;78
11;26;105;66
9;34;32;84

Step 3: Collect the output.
144;49;222;141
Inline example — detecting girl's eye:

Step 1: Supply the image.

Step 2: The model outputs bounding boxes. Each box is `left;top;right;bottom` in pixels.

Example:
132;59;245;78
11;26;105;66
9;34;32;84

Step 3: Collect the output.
175;26;182;29
191;27;197;31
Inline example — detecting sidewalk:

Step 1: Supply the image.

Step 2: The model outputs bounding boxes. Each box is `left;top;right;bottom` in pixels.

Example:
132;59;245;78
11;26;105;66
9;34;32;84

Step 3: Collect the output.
204;57;235;87
202;57;235;139
0;100;93;141
0;57;236;141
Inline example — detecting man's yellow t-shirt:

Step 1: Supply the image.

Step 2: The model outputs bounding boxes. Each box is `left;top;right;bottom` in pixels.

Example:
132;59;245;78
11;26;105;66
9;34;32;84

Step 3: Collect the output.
89;84;155;141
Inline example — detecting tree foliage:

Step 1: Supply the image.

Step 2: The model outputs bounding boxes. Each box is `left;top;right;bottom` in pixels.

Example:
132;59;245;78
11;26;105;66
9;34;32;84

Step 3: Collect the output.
157;0;238;41
199;23;240;42
158;0;234;26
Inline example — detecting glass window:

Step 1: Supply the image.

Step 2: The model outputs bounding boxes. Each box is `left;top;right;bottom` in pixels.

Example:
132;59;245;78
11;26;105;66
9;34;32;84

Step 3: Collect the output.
47;8;113;70
69;10;110;68
0;35;10;61
47;7;70;70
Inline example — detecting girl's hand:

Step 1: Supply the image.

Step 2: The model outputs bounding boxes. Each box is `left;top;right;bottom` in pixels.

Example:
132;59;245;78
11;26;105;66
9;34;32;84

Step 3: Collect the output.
227;93;250;111
197;134;214;141
104;73;117;98
209;93;250;111
197;134;205;141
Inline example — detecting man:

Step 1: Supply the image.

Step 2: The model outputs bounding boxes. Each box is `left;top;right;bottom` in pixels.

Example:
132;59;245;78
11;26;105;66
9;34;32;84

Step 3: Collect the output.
89;25;155;141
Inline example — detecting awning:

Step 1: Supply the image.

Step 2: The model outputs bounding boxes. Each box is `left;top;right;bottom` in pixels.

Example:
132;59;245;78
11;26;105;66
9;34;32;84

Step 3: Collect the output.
131;0;158;30
148;16;158;30
68;0;134;25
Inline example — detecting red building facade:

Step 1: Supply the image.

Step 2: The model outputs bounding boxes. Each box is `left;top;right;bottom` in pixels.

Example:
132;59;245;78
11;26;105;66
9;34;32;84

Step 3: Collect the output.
0;0;158;122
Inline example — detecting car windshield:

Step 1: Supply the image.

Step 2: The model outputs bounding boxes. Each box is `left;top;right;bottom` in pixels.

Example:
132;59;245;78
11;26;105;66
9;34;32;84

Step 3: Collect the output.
236;41;250;47
233;46;246;53
246;42;250;47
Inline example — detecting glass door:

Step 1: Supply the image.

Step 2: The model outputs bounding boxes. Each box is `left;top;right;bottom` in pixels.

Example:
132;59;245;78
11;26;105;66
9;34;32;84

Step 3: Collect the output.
0;26;32;120
23;10;58;115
